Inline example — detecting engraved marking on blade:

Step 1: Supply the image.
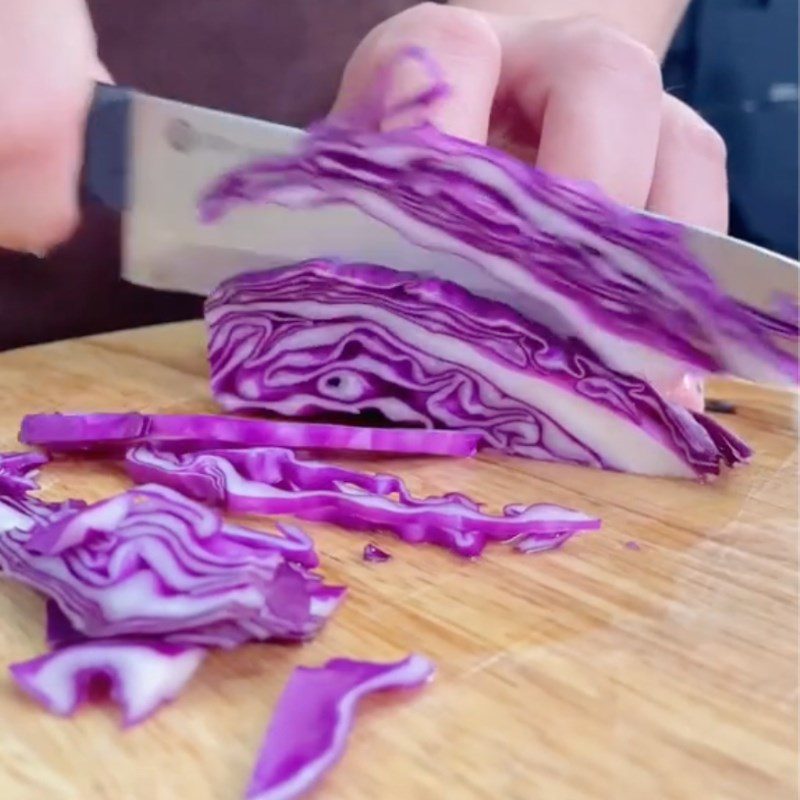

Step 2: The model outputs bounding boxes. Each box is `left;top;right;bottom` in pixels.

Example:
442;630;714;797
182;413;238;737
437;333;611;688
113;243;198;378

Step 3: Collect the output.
164;118;265;159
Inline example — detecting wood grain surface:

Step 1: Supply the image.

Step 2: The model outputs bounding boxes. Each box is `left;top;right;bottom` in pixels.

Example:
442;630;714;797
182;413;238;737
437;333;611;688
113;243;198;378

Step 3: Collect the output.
0;322;797;800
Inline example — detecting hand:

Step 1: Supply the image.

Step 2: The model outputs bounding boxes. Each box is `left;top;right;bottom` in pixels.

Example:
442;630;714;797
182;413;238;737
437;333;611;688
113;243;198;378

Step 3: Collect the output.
333;3;728;232
0;0;105;254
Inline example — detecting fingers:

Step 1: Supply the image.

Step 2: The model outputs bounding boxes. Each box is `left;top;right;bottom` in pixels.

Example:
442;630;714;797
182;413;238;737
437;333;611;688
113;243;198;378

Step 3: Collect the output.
0;0;98;253
647;94;729;232
500;18;664;208
331;3;501;142
333;8;726;225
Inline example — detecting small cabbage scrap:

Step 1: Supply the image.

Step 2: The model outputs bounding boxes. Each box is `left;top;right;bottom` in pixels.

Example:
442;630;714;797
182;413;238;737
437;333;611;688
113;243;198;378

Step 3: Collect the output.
0;495;85;545
0;484;344;649
0;451;49;495
10;641;205;727
19;412;479;458
45;600;86;649
246;654;434;800
362;543;391;563
200;48;798;394
205;260;750;478
124;445;599;557
0;451;86;543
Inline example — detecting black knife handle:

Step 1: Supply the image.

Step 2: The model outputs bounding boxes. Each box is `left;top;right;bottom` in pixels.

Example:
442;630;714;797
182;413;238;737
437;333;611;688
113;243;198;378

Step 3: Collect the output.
80;83;131;211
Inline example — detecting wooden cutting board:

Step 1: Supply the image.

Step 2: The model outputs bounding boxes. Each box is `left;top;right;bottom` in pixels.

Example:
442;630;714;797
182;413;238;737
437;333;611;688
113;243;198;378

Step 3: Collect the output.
0;322;796;800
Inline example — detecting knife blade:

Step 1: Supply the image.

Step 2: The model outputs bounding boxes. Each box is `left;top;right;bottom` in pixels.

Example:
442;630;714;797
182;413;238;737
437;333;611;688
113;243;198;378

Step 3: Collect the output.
82;84;799;322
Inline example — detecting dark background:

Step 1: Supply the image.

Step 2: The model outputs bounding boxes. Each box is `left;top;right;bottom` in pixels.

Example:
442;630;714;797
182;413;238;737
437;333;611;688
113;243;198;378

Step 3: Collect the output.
664;0;798;257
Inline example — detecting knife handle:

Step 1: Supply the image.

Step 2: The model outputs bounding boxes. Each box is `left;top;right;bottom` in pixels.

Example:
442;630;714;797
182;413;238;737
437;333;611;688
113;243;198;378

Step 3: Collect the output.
80;83;131;211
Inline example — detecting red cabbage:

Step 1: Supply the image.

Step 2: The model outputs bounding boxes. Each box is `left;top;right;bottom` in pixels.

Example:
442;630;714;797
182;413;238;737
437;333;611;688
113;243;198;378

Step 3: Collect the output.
19;412;478;457
45;599;86;649
0;451;49;495
205;260;750;478
124;444;600;557
200;48;798;393
0;451;86;542
10;641;205;727
0;484;343;649
246;654;434;800
362;543;391;563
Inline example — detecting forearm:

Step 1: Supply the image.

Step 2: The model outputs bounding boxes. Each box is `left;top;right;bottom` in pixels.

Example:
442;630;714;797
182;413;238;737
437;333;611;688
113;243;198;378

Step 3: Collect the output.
451;0;691;56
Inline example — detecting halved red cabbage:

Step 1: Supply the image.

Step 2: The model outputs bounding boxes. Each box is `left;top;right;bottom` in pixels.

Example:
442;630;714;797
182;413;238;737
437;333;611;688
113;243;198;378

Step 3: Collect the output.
246;654;434;800
199;48;798;393
0;484;343;649
10;640;205;727
124;444;599;557
205;260;750;478
19;412;478;457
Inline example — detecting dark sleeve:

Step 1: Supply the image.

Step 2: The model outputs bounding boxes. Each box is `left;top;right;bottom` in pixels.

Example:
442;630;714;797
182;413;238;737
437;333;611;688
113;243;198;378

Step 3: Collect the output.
664;0;798;258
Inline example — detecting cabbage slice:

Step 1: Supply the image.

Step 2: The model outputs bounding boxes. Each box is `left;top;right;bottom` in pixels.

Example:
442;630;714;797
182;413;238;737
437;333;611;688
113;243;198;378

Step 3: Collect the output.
124;444;600;557
19;412;478;458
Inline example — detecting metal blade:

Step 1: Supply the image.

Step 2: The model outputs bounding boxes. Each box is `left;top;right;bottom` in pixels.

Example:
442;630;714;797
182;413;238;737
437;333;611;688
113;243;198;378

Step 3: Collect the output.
644;211;799;312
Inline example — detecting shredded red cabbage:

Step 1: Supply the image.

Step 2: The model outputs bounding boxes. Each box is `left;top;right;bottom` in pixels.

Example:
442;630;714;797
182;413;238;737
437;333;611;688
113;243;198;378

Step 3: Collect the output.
0;451;49;495
10;640;205;727
0;451;87;543
246;654;434;800
124;445;599;557
200;47;798;393
19;412;479;457
205;261;751;478
0;484;343;649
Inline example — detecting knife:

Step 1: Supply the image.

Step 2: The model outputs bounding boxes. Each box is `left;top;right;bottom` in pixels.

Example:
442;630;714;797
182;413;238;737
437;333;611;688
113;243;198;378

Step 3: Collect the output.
82;84;800;323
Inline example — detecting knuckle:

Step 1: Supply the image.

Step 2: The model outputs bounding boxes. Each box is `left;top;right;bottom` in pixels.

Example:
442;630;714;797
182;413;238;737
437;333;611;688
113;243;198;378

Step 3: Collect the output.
689;118;727;163
663;96;727;163
0;150;81;252
0;100;49;156
25;198;79;253
40;201;80;249
0;84;86;158
379;3;500;61
0;201;78;254
563;17;662;89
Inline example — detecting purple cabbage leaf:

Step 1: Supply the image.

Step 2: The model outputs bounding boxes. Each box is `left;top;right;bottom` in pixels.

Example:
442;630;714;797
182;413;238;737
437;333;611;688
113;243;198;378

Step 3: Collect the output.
246;654;434;800
19;412;478;458
10;640;205;727
124;443;599;557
